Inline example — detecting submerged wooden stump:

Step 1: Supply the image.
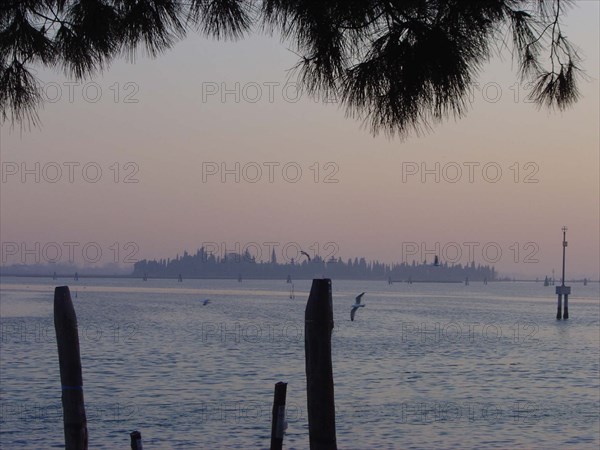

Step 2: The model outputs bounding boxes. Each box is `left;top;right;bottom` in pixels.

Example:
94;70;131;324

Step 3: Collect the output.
130;430;143;449
270;382;287;450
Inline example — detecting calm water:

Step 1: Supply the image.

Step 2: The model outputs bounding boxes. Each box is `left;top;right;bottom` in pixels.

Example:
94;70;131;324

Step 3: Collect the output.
1;277;598;449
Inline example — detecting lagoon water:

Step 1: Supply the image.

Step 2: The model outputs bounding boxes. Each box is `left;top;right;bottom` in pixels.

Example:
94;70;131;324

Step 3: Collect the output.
0;276;598;449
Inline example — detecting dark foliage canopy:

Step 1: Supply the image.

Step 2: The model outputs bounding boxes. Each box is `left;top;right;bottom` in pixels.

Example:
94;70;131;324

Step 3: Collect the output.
0;0;583;136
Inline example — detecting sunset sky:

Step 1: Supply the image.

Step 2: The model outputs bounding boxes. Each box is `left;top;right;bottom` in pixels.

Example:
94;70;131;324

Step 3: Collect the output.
1;1;598;278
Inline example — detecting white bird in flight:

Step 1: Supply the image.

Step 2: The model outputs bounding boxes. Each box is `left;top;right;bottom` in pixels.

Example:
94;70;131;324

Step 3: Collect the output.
350;292;366;321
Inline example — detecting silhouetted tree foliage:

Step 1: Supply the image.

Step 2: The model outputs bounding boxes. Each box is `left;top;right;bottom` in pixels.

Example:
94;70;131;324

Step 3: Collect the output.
1;0;583;136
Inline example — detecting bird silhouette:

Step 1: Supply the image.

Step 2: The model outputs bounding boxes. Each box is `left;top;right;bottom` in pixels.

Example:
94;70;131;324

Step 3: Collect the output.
350;292;366;321
300;250;311;261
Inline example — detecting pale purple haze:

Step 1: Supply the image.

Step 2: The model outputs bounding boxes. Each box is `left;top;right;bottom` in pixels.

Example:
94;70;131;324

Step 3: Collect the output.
1;1;598;279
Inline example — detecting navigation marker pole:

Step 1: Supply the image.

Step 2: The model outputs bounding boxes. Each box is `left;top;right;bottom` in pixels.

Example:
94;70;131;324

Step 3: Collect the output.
555;226;571;320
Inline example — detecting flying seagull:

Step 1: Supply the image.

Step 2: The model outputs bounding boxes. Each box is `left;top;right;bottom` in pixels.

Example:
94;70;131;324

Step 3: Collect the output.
300;250;311;261
350;292;366;321
203;299;211;306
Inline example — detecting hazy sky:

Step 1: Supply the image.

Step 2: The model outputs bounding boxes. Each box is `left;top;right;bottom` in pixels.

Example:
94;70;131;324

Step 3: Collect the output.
1;1;598;278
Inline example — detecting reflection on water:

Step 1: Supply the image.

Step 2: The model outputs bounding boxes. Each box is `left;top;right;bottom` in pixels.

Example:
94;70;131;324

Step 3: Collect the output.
1;277;599;449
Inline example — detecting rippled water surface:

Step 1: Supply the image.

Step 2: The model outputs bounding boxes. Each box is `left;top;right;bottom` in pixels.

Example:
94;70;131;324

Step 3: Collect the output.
1;277;599;449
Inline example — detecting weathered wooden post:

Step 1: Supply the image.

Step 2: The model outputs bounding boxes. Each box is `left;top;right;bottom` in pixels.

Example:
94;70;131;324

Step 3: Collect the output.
270;382;288;450
54;286;88;450
130;431;143;450
305;278;337;450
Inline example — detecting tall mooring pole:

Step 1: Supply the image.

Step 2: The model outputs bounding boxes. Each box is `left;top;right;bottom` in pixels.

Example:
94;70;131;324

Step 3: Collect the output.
305;279;337;450
555;226;571;320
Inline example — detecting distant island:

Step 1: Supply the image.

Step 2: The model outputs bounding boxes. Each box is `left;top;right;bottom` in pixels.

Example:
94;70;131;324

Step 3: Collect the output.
132;247;496;282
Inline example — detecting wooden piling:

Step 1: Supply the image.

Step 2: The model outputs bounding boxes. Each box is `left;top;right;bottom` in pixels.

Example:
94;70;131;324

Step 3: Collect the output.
54;286;88;450
130;431;143;450
270;382;288;450
305;278;337;450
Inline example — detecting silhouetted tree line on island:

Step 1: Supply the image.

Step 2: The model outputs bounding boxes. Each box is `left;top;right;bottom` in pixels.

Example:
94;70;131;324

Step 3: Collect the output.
132;247;496;282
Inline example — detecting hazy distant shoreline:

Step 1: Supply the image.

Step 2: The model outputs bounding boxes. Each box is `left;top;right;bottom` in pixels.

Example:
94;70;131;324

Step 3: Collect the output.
1;273;597;283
